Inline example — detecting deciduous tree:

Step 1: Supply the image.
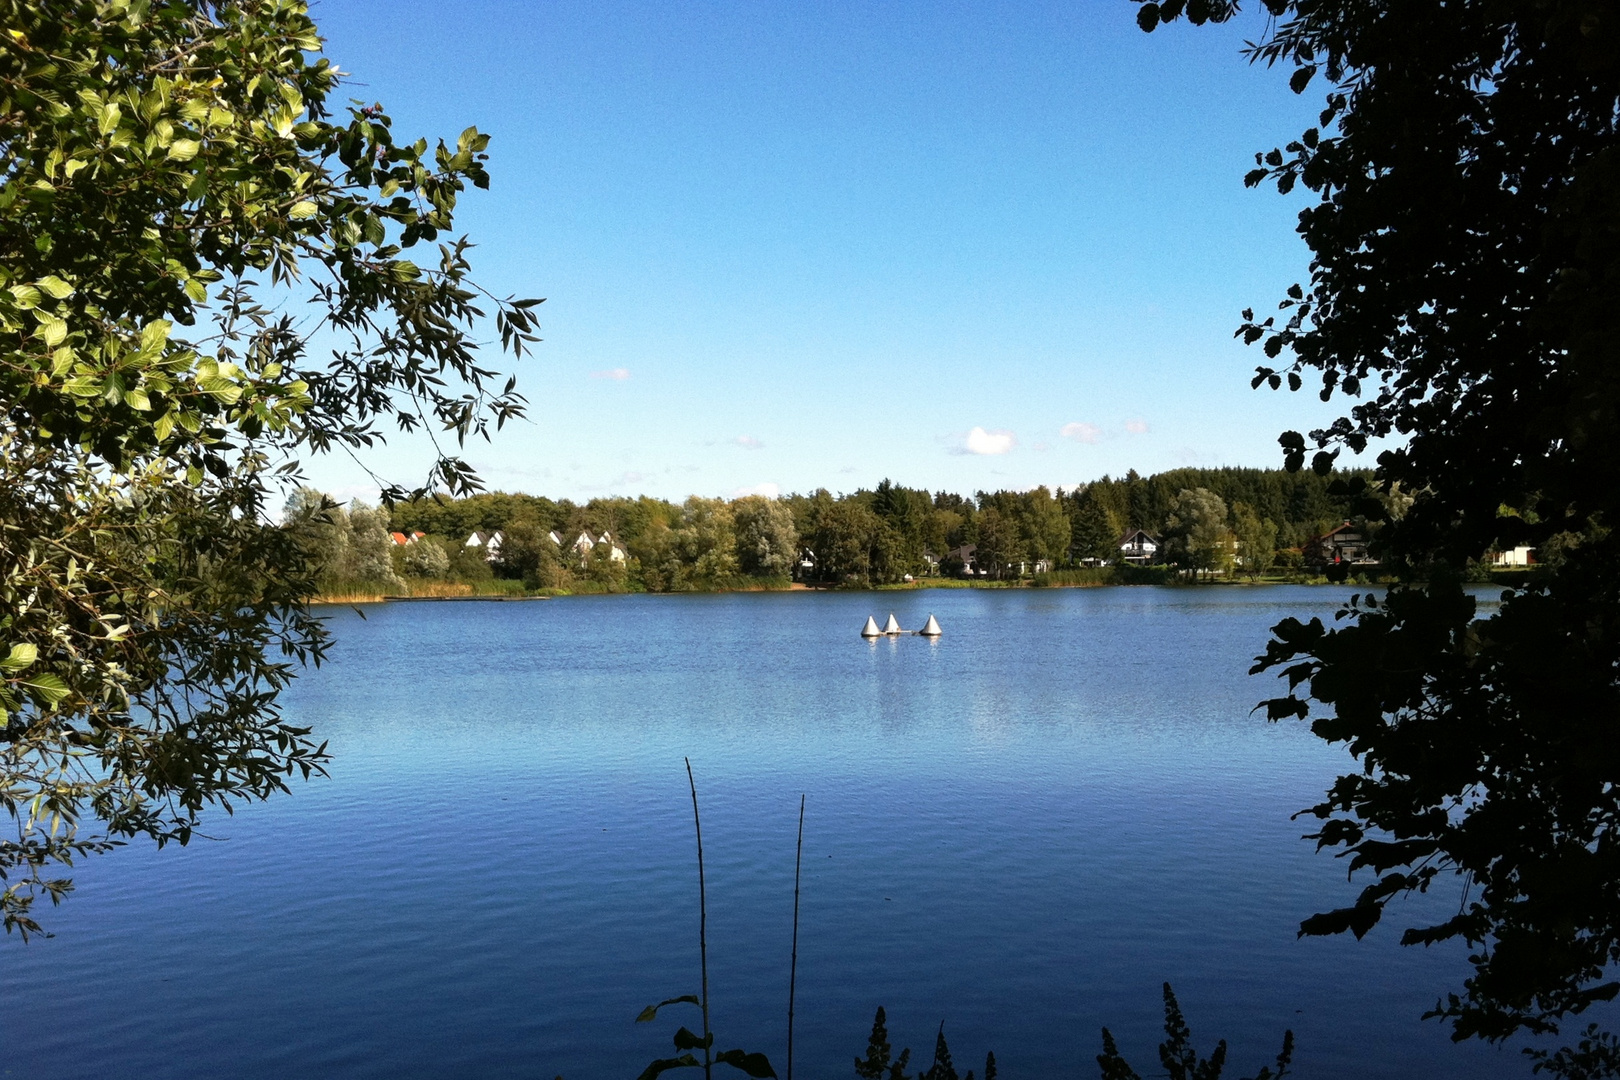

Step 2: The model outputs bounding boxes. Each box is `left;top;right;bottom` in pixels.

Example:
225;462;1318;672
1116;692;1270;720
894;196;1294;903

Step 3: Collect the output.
732;495;798;579
0;0;536;935
1163;487;1231;579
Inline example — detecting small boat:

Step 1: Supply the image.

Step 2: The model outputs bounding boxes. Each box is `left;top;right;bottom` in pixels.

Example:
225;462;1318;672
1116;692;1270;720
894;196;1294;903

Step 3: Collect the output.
861;615;883;638
883;613;902;635
919;614;942;637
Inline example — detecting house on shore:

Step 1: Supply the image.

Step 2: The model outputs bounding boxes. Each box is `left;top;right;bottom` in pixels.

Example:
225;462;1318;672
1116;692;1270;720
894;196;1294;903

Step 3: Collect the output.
463;530;504;562
943;543;984;578
1491;545;1535;567
1307;522;1377;566
390;530;425;547
571;530;627;565
597;532;628;563
1117;530;1160;565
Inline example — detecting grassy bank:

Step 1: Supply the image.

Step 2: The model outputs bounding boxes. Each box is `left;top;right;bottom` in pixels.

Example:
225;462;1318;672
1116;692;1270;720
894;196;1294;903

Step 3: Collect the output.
310;578;529;605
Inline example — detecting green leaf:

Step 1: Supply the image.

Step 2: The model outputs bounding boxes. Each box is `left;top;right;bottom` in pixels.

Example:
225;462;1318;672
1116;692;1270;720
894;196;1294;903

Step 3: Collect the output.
672;1027;713;1052
1;643;37;673
9;284;41;309
153;412;175;441
125;388;151;411
198;376;242;403
289;200;318;220
37;275;73;299
140;319;172;353
19;672;69;706
184;278;208;303
167;139;200;162
40;315;67;347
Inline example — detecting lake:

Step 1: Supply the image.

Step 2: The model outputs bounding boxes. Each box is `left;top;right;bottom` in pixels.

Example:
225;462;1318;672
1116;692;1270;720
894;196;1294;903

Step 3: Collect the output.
0;587;1528;1078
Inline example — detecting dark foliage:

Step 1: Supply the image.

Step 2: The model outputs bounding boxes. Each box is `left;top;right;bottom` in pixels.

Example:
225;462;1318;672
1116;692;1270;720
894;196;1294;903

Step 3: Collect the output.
1096;983;1293;1080
1139;0;1620;1050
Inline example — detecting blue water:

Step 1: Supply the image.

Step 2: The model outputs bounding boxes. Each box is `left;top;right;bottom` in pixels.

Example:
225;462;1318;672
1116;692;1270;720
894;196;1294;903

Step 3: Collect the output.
0;587;1529;1078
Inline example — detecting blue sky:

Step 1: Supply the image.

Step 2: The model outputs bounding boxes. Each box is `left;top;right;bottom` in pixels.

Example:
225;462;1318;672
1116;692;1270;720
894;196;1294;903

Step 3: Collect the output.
302;1;1352;504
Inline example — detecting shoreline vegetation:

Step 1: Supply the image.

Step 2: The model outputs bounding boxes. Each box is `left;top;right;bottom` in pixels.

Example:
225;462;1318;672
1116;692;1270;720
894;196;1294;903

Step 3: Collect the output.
310;567;1538;605
290;467;1542;604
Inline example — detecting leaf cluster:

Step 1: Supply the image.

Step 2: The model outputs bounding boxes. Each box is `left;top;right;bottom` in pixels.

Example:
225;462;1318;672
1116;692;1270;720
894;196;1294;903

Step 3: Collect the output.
0;0;533;934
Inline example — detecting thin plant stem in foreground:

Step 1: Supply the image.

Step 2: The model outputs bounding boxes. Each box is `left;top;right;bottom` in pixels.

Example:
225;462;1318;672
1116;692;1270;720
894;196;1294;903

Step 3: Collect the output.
685;757;714;1080
788;793;805;1080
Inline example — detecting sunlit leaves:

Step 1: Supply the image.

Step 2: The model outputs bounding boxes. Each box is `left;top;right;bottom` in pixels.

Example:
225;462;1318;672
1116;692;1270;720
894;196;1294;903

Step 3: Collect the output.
0;0;533;938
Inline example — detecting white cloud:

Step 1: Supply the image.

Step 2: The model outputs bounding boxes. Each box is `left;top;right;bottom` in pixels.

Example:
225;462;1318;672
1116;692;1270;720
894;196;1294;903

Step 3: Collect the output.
732;482;781;499
590;367;632;381
1125;418;1150;434
733;435;764;450
1060;421;1102;444
954;426;1016;456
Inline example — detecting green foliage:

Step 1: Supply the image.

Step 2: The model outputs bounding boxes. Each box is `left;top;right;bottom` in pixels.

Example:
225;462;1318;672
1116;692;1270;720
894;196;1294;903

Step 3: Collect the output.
284;490;404;594
1163;488;1233;579
1068;486;1120;564
0;0;533;935
401;536;449;578
1138;0;1620;1050
734;495;798;578
363;466;1366;595
1229;502;1277;580
1096;983;1293;1080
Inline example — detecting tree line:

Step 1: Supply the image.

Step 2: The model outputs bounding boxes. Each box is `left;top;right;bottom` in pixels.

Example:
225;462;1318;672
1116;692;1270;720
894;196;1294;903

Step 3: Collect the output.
285;465;1377;593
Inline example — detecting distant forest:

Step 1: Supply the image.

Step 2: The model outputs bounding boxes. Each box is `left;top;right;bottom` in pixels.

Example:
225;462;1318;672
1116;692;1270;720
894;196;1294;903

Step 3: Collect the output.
286;466;1385;593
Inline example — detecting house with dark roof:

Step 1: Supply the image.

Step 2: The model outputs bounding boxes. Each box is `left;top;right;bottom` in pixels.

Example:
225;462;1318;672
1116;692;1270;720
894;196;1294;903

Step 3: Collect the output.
1307;522;1376;566
1117;529;1160;565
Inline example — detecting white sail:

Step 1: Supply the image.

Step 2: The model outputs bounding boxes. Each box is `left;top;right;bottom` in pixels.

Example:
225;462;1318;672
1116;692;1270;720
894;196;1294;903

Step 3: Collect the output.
883;613;902;634
920;614;942;637
861;615;883;637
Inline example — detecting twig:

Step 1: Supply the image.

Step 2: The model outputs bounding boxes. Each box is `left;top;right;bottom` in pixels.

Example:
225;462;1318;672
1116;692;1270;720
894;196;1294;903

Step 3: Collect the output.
685;757;713;1080
788;793;805;1080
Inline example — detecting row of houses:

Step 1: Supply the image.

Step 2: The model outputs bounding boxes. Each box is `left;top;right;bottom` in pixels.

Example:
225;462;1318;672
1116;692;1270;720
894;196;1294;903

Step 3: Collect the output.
1095;523;1374;569
459;529;628;565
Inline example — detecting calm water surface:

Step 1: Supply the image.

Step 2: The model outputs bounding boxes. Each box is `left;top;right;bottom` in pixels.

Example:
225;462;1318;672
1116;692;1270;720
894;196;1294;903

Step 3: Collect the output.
1;587;1527;1078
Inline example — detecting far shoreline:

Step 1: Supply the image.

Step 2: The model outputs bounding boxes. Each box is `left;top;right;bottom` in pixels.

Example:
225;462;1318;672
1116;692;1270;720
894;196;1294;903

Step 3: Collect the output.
307;569;1532;606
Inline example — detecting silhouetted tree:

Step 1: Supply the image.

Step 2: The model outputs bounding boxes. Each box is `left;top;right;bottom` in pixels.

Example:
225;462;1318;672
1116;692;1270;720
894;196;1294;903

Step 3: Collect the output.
1139;0;1620;1056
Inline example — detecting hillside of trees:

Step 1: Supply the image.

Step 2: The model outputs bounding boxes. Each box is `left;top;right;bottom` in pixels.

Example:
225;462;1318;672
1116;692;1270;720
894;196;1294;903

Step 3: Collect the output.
287;466;1380;596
